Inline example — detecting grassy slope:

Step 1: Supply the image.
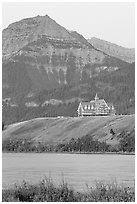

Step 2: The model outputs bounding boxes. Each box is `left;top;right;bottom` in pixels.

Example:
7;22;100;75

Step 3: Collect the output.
2;115;135;147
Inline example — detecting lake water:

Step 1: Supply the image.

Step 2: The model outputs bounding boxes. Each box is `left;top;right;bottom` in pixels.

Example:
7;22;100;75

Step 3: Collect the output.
2;153;135;191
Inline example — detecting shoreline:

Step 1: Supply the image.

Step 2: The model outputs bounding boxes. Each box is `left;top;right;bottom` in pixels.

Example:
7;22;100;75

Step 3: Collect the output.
2;151;135;155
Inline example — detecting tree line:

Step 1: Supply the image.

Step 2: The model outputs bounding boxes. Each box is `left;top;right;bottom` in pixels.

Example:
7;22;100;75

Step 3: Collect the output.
2;130;135;153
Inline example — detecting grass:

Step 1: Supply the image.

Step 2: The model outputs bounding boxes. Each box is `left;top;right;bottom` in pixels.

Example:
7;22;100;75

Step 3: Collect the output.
3;115;134;147
2;177;135;202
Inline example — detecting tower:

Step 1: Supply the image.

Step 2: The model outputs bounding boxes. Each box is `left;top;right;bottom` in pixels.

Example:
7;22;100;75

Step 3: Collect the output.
95;93;99;101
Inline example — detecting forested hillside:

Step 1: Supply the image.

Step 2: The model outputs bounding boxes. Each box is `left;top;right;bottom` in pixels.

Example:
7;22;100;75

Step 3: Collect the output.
3;62;135;125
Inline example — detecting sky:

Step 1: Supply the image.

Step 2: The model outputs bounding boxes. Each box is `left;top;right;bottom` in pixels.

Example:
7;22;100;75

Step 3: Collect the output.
2;2;135;48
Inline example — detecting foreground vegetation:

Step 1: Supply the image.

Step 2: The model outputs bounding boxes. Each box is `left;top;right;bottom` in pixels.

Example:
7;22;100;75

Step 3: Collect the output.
2;130;135;153
2;178;135;202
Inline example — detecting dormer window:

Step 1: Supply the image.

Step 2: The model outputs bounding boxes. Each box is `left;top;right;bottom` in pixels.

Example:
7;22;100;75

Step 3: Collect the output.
84;105;87;110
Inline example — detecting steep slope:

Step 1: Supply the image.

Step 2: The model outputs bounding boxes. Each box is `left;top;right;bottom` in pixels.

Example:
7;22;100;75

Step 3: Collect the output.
2;15;77;59
88;37;135;63
2;15;129;102
2;115;135;147
70;31;95;49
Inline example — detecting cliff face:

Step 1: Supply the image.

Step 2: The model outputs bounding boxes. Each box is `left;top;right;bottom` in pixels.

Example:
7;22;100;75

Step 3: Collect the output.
88;37;135;63
2;15;76;59
3;15;129;102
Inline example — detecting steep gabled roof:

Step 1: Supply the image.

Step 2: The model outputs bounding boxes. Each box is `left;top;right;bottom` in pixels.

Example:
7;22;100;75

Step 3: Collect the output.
81;101;95;106
82;102;96;110
77;93;115;113
78;98;111;111
77;101;95;112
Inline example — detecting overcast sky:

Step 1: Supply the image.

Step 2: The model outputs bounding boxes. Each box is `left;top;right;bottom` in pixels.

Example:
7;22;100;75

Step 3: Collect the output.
2;2;135;48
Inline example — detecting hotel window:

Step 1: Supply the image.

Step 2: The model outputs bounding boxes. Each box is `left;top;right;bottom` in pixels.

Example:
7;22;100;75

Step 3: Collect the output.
88;105;90;110
84;105;87;109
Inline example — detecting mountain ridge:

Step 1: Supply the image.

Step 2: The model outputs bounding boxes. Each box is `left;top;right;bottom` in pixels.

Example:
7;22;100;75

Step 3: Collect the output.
88;37;135;63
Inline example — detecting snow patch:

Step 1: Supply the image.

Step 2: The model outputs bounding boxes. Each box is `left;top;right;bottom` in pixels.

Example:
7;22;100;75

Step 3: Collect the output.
25;102;39;107
42;99;63;106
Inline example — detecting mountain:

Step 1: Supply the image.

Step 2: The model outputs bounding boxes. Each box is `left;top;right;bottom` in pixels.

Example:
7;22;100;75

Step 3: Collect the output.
88;37;135;63
2;15;135;124
2;15;77;59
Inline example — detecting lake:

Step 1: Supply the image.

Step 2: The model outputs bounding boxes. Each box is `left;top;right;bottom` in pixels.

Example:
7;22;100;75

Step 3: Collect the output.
2;153;135;191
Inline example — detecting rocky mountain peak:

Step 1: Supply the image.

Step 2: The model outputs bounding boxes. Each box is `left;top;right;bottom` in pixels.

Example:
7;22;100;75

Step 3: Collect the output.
2;15;76;59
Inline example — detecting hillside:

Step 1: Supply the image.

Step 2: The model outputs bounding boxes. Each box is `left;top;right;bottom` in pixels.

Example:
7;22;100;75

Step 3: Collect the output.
2;61;135;125
88;37;135;63
3;115;135;149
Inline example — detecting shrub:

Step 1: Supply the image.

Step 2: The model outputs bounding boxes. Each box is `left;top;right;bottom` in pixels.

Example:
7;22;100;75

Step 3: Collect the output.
2;179;135;202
